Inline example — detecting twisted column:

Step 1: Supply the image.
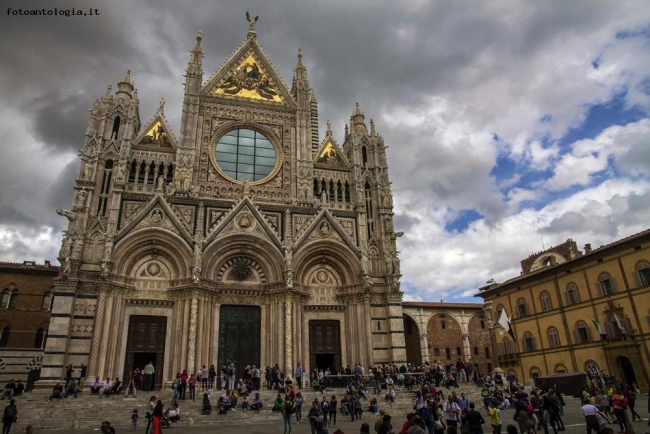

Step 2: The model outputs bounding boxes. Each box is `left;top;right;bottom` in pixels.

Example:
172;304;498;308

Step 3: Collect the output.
187;297;198;373
88;290;106;376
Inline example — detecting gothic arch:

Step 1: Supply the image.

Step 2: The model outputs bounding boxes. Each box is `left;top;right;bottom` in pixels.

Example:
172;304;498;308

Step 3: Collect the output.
203;233;283;284
112;228;192;279
293;240;360;287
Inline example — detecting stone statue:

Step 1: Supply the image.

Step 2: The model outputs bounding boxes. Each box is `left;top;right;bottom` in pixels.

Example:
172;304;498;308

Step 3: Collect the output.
246;10;258;32
103;237;114;262
100;262;109;279
165;184;176;197
72;239;83;258
360;253;369;274
62;256;71;275
156;176;164;191
189;184;200;198
286;270;293;288
74;190;87;208
192;265;202;284
82;162;92;180
59;233;72;259
284;246;293;270
115;164;125;182
243;179;251;197
183;173;191;191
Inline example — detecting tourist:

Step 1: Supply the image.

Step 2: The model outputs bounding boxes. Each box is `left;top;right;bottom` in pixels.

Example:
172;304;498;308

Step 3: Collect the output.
90;376;103;394
386;385;396;405
273;393;284;412
581;401;605;434
309;401;324;434
294;392;305;424
360;422;370;434
100;421;115;434
460;403;485;434
252;392;264;411
166;402;181;423
487;403;501;434
130;409;138;432
111;377;123;395
202;392;212;414
444;395;461;428
208;364;217;391
144;395;156;434
2;399;17;434
188;373;197;401
227;363;236;391
296;363;304;389
282;395;294;434
330;395;338;426
152;400;164;434
179;369;188;400
611;389;628;434
378;414;393;434
143;361;155;391
100;378;112;398
65;379;78;398
400;412;417;434
49;383;63;401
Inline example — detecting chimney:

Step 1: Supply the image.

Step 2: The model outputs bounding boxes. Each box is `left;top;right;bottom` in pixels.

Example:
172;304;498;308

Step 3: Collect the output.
44;260;51;267
584;244;592;254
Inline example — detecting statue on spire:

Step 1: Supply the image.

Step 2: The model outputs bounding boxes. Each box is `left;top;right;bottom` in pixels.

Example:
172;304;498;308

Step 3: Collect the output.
246;11;259;33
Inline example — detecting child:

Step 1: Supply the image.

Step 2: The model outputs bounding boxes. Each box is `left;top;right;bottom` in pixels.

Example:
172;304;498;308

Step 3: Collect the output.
130;409;138;431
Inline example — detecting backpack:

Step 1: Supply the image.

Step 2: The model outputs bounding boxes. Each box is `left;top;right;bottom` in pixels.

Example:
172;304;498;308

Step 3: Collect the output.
284;401;294;414
4;406;16;419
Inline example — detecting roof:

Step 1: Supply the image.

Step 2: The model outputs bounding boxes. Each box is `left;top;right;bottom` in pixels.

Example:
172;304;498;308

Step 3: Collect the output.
0;261;61;274
402;301;483;310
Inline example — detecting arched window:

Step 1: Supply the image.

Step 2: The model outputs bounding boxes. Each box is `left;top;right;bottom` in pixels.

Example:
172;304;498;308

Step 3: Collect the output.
0;326;9;347
111;116;121;139
34;327;46;349
516;298;530;318
540;291;552;312
554;363;567;373
495;304;505;321
598;273;616;296
574;321;592;343
42;292;52;310
7;289;17;309
636;261;650;287
522;331;536;351
530;366;541;379
0;290;9;308
547;326;561;348
565;283;580;305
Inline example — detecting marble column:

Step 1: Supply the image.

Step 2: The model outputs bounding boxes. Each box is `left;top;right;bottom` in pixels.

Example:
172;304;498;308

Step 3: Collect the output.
363;294;374;366
187;297;198;373
284;295;293;376
88;289;106;378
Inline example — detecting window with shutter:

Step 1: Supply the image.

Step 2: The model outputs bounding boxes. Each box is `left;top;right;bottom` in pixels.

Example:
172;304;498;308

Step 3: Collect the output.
636;262;650;286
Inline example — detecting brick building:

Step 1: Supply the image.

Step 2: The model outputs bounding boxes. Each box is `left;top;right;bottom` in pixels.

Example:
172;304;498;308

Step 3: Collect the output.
401;302;493;374
0;260;59;385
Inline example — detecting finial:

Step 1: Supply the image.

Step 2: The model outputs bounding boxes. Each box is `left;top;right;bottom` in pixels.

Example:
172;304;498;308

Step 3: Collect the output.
123;70;131;84
157;97;165;113
246;11;259;35
196;30;202;43
345;124;349;137
370;118;376;136
326;120;332;137
104;84;112;99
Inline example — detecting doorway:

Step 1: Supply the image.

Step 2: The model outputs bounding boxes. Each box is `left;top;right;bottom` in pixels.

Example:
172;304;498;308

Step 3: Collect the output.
123;315;166;390
617;355;637;386
309;320;341;372
217;305;261;378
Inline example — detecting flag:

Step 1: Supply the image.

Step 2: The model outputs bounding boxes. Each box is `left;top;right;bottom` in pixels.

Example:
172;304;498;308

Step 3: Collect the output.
613;313;627;335
591;319;607;339
498;309;516;340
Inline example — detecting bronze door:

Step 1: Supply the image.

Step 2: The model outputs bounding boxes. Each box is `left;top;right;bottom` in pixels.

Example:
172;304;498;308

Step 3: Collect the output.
309;320;341;371
123;315;166;390
218;305;261;377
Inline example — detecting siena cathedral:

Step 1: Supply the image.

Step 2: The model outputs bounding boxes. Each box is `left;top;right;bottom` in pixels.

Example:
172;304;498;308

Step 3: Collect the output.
42;18;406;389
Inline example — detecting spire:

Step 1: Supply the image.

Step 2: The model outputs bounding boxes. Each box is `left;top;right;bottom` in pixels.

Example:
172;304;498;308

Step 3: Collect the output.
370;118;376;136
295;48;308;83
326;120;332;138
116;70;134;100
310;89;319;152
187;31;203;76
157;97;165;114
352;102;367;135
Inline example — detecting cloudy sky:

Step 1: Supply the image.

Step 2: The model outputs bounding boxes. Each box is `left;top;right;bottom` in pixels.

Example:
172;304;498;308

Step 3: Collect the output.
1;1;649;303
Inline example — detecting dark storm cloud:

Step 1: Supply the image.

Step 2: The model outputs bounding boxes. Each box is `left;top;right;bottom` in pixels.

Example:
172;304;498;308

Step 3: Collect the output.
22;93;88;152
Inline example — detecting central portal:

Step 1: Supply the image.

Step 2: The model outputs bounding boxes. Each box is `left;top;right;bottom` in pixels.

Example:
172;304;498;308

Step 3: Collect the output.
218;305;261;377
123;315;166;390
309;320;341;371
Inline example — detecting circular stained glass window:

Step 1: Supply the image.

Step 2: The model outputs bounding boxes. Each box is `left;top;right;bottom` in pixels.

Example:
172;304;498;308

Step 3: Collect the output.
214;129;277;182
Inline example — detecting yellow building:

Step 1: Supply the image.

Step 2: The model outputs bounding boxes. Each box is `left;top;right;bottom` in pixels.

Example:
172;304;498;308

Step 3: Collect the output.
477;230;650;388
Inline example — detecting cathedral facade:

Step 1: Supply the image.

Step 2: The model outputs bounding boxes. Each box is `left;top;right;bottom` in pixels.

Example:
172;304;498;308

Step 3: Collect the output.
41;21;406;388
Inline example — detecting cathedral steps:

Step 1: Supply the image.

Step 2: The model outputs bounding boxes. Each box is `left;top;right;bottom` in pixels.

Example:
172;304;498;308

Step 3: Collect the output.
13;384;490;431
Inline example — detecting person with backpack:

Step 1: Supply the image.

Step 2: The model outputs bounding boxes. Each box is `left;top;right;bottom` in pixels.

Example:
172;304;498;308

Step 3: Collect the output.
309;401;324;434
282;395;295;434
2;399;17;434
